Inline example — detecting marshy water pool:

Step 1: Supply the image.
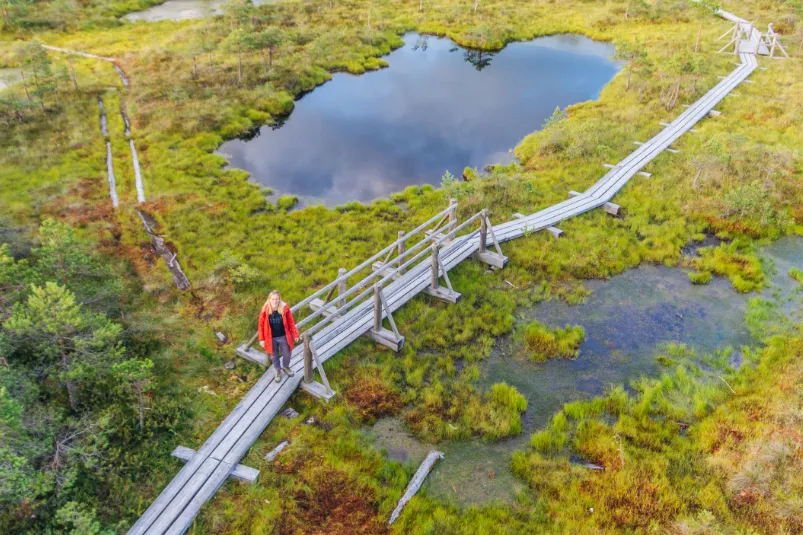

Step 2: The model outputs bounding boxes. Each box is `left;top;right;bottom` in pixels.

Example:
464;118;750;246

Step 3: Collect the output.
218;33;620;206
367;237;803;506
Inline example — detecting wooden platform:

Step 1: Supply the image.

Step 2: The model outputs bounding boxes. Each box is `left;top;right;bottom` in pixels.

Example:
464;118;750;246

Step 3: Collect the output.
126;13;760;534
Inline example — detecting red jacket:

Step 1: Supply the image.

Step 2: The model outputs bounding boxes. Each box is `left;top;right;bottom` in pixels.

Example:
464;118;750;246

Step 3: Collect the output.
258;301;300;355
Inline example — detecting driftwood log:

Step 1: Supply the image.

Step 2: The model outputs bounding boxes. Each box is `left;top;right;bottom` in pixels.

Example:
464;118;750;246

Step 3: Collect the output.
389;450;444;525
137;210;191;290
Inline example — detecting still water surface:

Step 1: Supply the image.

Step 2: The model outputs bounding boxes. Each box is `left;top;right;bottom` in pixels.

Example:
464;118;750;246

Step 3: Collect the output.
368;238;803;506
219;33;620;206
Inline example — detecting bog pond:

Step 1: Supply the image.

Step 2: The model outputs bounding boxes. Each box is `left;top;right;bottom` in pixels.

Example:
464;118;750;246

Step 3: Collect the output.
367;238;803;506
218;33;621;206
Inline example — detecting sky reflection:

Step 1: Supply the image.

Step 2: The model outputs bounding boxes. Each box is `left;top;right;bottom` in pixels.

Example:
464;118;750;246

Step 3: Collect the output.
219;33;621;206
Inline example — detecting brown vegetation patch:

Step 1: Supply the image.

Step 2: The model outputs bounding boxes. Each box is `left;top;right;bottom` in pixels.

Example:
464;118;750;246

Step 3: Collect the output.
279;467;387;535
45;177;115;226
704;216;763;239
344;372;402;422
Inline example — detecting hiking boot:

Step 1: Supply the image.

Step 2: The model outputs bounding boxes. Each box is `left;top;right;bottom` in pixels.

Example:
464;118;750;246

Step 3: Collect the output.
282;367;295;377
274;369;281;382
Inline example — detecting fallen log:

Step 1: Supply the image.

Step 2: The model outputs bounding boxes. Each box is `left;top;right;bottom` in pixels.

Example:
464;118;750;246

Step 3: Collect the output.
136;210;191;290
389;450;444;526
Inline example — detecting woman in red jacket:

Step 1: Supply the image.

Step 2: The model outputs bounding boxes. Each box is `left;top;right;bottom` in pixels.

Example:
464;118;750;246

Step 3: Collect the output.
258;290;300;382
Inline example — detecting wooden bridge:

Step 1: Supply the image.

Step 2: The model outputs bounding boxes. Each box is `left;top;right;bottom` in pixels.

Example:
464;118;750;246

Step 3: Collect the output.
127;10;768;534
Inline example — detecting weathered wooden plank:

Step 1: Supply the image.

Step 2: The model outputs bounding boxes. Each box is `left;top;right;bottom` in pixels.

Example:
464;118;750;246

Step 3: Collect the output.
265;441;289;461
388;451;444;525
126;453;209;535
143;457;220;535
162;460;232;535
588;64;754;201
211;374;298;463
171;447;259;483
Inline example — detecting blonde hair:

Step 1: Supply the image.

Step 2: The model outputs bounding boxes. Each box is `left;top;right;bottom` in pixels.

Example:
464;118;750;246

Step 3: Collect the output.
265;290;283;314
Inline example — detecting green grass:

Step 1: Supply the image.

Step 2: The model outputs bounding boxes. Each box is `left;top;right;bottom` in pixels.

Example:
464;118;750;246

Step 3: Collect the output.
688;270;712;284
521;320;586;362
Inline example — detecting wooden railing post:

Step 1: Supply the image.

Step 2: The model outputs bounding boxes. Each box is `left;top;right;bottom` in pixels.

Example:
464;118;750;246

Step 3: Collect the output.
734;23;742;54
479;209;488;254
397;231;406;275
244;331;259;351
337;268;347;308
447;198;457;240
430;243;439;290
770;34;777;58
373;284;382;332
303;332;312;383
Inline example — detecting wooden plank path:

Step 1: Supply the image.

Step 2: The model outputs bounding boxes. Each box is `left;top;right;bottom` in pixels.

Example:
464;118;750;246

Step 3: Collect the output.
127;13;761;534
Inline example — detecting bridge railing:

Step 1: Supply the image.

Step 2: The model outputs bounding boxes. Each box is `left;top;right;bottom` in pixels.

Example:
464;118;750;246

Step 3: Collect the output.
237;198;507;400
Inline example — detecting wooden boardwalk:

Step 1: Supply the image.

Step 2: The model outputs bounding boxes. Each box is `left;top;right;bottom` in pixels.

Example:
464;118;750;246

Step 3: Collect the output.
127;12;761;535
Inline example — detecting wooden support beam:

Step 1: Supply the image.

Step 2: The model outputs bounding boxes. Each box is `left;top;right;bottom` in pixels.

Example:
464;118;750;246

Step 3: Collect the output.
568;190;582;198
300;335;335;402
511;213;525;220
633;141;644;145
474;210;508;268
424;284;462;303
666;148;679;154
172;446;259;483
235;344;268;366
603;202;621;216
659;122;671;127
368;284;405;352
603;163;618;169
424;229;446;241
690;129;699;133
424;243;461;303
397;231;406;276
547;227;563;238
301;380;336;402
708;110;722;117
637;171;652;178
303;333;313;383
337;268;347;308
444;198;458;243
308;298;338;319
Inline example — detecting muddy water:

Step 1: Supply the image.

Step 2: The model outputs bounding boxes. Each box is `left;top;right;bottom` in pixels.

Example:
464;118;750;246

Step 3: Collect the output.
366;237;802;506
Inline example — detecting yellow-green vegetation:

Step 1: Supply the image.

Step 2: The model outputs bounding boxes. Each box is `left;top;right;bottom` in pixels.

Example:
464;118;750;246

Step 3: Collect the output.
688;270;712;284
790;267;803;284
521;320;585;362
692;239;766;292
1;0;802;532
502;334;803;534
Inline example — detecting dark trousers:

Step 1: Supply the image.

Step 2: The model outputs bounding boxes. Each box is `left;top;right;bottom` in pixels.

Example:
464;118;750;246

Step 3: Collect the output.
271;336;292;370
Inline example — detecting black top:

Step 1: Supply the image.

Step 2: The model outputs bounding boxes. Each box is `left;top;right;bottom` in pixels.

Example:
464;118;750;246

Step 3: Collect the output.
268;310;286;338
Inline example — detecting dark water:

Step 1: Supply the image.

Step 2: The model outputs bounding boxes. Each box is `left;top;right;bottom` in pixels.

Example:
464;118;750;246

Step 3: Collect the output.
367;237;803;506
218;33;620;206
